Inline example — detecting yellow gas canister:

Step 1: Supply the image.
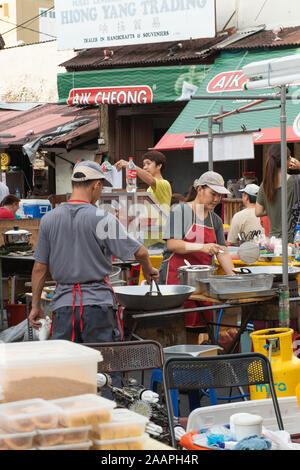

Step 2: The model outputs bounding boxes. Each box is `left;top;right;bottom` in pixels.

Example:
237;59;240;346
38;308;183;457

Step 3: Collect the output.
250;328;300;399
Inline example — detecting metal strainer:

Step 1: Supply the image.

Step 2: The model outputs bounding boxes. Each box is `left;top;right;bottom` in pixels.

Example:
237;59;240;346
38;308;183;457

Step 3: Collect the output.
237;241;260;264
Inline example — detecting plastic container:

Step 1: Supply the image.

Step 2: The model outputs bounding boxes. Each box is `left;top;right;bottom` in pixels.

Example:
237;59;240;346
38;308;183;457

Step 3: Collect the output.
295;226;300;261
5;303;27;327
230;413;263;441
0;399;60;433
35;425;91;447
186;396;300;436
163;344;221;359
22;199;51;219
0;429;35;450
207;274;274;294
91;433;148;450
37;440;93;451
89;409;148;441
0;340;102;403
51;394;116;428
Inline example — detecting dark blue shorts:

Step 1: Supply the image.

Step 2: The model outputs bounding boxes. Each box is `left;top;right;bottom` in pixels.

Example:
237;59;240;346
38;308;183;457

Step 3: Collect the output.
51;304;121;344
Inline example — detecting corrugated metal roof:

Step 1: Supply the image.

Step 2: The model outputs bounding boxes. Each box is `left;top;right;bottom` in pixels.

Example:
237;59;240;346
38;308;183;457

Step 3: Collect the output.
60;37;224;71
222;25;300;50
0;103;98;148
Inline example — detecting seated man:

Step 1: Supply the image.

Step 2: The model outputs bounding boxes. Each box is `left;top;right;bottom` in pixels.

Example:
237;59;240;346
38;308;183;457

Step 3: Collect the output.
0;195;20;219
227;184;264;245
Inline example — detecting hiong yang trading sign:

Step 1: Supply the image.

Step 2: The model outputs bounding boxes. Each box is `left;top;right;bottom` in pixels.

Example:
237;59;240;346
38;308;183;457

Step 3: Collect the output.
54;0;216;50
67;86;154;105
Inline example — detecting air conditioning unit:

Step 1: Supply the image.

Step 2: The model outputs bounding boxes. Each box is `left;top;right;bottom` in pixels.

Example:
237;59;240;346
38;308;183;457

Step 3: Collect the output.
243;54;300;89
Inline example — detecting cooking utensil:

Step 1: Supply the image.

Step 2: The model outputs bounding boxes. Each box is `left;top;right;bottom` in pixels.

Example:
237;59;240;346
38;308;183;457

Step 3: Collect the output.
146;280;162;297
239;265;300;281
237;241;260;264
113;284;195;311
2;226;32;246
177;265;217;293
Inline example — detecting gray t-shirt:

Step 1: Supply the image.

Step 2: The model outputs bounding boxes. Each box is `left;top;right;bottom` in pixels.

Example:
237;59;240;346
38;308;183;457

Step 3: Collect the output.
161;203;225;260
34;203;141;311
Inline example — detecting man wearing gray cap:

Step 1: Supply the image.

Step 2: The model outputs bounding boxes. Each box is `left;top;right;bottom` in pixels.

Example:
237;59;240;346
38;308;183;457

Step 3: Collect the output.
160;171;235;332
227;184;264;246
29;160;159;345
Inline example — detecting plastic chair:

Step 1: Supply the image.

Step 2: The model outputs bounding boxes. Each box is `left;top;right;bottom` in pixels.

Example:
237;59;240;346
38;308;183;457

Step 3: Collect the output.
162;352;284;448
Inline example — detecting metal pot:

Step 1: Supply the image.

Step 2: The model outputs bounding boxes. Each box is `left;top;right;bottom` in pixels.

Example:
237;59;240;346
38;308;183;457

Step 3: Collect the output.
3;226;32;245
113;284;195;311
177;265;217;293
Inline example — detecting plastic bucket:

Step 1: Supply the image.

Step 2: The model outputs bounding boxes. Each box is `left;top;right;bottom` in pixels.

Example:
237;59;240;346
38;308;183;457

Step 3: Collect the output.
6;304;27;327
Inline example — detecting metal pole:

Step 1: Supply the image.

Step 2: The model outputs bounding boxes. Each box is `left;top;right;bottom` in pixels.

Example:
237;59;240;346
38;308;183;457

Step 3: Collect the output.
279;85;290;327
208;116;213;171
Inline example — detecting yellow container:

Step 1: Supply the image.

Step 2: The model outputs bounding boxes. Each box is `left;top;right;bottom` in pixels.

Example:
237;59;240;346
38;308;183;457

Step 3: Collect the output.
138;255;163;284
250;328;300;400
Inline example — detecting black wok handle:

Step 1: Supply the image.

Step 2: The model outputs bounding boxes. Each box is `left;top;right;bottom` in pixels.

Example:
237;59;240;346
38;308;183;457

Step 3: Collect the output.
240;267;252;274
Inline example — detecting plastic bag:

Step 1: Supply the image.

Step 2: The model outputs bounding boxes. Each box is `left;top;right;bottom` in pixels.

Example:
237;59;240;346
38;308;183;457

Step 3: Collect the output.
0;319;31;343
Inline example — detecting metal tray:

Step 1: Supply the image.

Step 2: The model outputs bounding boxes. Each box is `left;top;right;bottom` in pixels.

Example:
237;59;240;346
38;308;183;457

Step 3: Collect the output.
196;278;277;300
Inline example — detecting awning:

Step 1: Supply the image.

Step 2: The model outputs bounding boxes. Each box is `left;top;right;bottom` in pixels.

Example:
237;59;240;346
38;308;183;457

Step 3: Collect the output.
0;103;99;152
57;65;212;105
154;48;300;151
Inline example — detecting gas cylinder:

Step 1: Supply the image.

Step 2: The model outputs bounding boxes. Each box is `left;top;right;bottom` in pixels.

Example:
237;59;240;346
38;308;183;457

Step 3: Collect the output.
249;328;300;399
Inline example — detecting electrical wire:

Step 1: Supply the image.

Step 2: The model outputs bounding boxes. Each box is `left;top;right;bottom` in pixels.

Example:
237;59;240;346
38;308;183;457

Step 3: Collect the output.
0;18;56;39
1;6;55;37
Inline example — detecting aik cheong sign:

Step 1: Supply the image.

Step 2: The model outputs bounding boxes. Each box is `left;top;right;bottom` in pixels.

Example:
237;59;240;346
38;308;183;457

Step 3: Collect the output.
67;85;154;105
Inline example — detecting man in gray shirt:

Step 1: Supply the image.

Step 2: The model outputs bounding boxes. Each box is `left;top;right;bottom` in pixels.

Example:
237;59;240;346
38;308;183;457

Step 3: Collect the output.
29;160;159;345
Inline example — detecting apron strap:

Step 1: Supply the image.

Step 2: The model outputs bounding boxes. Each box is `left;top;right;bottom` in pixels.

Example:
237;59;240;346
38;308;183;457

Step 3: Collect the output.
71;283;83;342
103;277;124;340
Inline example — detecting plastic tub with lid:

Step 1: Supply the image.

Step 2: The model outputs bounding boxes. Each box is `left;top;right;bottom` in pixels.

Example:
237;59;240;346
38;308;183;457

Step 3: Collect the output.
0;340;102;403
91;433;149;450
35;425;91;447
89;408;148;441
51;394;116;428
0;398;60;433
37;440;93;450
0;429;36;450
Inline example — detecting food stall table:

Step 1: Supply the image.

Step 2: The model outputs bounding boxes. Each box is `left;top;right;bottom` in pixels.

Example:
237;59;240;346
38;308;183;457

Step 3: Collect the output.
123;291;278;352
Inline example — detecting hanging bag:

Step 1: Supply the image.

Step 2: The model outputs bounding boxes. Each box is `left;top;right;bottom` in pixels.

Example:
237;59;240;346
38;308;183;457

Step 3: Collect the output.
292;176;300;231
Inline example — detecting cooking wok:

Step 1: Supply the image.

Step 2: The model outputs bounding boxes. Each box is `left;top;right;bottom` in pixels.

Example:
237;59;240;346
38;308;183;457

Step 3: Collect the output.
240;266;300;281
113;283;195;311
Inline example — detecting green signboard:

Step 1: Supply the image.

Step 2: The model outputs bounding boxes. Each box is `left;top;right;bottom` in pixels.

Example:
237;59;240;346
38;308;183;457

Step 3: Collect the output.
57;65;212;105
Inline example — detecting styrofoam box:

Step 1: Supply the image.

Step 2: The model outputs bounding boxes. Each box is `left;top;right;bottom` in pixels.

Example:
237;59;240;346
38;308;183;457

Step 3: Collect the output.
35;425;91;447
91;433;149;450
164;344;221;360
90;408;148;441
0;341;102;402
51;394;116;428
0;430;35;450
187;396;300;435
37;440;93;450
0;399;60;433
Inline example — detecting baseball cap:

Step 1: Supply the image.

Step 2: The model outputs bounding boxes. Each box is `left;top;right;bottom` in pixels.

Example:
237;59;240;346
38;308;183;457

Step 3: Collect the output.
71;160;112;186
196;171;231;195
239;184;260;197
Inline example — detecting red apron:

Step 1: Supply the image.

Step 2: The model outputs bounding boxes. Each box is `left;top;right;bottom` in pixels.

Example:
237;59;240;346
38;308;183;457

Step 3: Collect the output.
165;211;216;327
